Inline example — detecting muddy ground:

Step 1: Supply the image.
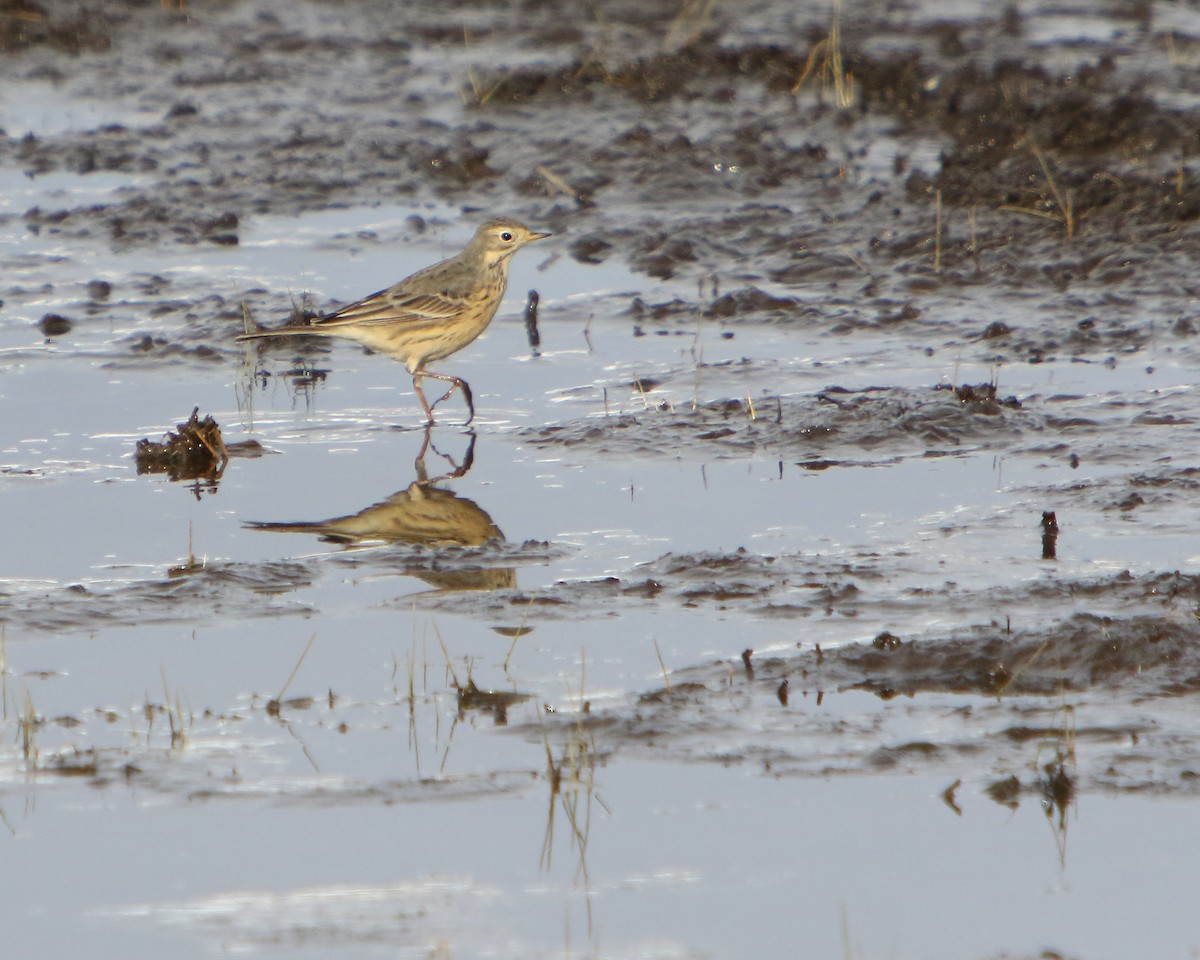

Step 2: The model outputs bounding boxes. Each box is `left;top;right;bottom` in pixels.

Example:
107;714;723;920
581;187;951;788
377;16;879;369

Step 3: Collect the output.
3;1;1200;956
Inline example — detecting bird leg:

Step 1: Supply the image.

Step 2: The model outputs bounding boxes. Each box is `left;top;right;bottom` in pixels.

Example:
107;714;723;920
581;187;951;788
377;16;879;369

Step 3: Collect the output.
412;371;475;426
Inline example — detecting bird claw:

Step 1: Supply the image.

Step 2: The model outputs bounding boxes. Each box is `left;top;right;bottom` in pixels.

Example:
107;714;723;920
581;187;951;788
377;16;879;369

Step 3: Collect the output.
422;377;475;427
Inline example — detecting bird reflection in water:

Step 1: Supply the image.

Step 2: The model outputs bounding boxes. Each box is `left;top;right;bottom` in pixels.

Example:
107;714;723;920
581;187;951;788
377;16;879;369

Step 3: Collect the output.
245;429;514;592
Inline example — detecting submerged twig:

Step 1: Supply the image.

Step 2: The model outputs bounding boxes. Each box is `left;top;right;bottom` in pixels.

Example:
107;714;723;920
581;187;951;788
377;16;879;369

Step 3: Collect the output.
267;634;316;716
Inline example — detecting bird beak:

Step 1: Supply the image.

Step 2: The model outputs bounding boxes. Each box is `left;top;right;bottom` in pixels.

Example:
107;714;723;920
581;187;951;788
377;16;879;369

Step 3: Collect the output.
531;231;552;241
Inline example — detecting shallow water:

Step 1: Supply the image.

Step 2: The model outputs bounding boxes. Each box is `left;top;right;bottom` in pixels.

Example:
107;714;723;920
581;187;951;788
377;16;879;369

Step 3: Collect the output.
4;204;1198;956
4;765;1199;960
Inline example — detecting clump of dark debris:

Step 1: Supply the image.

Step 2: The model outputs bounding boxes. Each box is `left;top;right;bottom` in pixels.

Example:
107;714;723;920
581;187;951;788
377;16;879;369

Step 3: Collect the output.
940;381;1022;415
37;313;72;337
135;406;229;481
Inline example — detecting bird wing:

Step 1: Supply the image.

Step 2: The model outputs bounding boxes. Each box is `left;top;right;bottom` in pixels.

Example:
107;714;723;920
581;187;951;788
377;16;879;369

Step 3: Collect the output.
314;288;464;329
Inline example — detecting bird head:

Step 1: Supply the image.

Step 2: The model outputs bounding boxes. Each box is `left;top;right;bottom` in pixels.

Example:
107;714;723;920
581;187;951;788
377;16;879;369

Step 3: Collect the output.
471;218;552;266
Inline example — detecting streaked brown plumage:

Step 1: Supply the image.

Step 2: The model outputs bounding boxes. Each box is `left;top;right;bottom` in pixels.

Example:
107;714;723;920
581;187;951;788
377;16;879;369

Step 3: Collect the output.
238;217;550;424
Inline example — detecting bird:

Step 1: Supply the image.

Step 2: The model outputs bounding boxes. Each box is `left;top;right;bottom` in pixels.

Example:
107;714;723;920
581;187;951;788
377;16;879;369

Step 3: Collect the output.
238;217;550;425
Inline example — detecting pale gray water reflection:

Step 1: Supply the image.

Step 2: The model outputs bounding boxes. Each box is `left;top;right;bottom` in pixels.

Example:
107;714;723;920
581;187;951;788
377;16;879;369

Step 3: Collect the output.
246;429;519;593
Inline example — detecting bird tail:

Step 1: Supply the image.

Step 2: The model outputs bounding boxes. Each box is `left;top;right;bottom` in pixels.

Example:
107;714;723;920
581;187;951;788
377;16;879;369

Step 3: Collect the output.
237;325;319;342
238;297;326;341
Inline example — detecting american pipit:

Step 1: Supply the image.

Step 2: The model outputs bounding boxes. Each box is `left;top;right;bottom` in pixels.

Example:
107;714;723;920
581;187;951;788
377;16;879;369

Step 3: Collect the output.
238;217;550;425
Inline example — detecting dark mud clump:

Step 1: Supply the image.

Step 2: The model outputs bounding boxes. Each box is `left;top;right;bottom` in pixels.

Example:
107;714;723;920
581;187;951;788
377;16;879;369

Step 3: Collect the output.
462;23;1200;278
513;570;1200;790
1;0;1196;341
135;406;229;482
522;383;1036;461
831;610;1200;698
36;312;72;337
0;0;113;54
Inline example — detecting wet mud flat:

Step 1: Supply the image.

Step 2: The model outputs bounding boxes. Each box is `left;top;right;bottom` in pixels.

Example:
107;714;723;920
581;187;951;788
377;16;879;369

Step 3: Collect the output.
2;1;1200;958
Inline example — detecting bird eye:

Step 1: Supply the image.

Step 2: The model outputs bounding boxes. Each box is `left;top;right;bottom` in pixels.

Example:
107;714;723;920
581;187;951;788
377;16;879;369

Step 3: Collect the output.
500;231;514;242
